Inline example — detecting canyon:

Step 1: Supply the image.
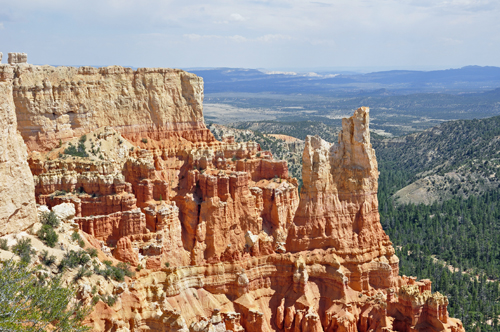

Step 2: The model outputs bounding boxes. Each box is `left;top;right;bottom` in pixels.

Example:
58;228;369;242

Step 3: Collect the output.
0;56;464;332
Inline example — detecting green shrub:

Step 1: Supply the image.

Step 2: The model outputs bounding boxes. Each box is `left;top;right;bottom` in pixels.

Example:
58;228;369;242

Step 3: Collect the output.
37;224;59;248
0;259;91;331
71;232;80;242
11;238;35;264
101;294;117;307
40;211;60;228
85;247;98;258
91;296;100;306
71;232;85;248
64;135;88;158
73;266;92;283
59;250;91;271
40;250;57;266
0;239;8;251
96;262;134;282
141;138;148;144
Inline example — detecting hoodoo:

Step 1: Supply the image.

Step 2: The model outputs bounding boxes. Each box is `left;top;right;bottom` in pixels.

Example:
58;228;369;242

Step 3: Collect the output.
0;59;464;332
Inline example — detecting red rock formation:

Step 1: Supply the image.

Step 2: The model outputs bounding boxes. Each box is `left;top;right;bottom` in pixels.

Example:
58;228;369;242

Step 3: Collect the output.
113;237;139;266
2;62;464;332
287;107;387;254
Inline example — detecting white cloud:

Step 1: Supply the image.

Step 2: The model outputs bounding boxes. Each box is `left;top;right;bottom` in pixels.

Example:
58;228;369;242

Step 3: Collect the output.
230;13;245;21
0;0;499;68
184;33;292;43
184;34;247;42
256;34;292;42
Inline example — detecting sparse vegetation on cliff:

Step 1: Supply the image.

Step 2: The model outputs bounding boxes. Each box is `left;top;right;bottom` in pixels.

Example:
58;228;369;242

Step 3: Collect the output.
37;211;60;248
0;259;91;331
95;261;134;282
11;238;35;264
37;224;59;248
64;135;89;158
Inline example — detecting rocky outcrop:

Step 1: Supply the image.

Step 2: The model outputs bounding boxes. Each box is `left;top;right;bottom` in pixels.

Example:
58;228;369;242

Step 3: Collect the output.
113;236;139;266
288;107;384;254
9;64;213;151
82;107;463;332
0;61;464;332
0;65;37;235
8;53;27;65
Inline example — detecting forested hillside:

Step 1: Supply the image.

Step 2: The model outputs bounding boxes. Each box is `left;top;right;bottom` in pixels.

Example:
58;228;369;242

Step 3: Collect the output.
379;169;500;331
376;116;500;331
374;115;500;204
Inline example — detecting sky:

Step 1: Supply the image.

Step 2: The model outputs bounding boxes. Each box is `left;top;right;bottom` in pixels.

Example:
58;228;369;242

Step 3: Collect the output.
0;0;499;71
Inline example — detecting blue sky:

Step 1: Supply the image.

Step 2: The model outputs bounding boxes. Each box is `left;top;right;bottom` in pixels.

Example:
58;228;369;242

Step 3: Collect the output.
0;0;499;71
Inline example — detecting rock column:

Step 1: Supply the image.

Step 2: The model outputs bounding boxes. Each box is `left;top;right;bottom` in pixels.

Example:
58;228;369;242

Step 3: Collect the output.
0;64;37;235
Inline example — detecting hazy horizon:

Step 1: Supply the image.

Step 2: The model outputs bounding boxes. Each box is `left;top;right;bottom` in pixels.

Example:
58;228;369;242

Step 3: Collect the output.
1;0;500;70
27;64;497;75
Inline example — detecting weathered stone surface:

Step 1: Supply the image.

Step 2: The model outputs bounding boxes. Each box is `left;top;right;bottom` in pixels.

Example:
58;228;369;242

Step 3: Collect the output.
0;62;464;332
52;202;76;222
287;107;386;254
10;65;214;151
0;65;14;82
113;236;139;266
82;108;463;332
8;53;27;65
0;79;37;236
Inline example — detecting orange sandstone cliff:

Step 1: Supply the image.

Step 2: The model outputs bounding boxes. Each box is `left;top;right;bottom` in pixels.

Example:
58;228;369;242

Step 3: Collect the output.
12;64;213;151
0;60;464;332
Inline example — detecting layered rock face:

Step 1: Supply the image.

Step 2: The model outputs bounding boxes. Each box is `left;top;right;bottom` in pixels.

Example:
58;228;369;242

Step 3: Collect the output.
82;107;463;332
0;64;37;235
287;107;394;293
1;60;464;332
10;64;213;151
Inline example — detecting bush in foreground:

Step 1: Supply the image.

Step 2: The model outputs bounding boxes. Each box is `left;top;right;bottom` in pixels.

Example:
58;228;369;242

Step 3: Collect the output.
11;238;35;264
0;259;91;331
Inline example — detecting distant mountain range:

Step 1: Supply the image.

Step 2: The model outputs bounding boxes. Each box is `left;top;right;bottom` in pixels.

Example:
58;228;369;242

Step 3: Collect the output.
188;66;500;94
